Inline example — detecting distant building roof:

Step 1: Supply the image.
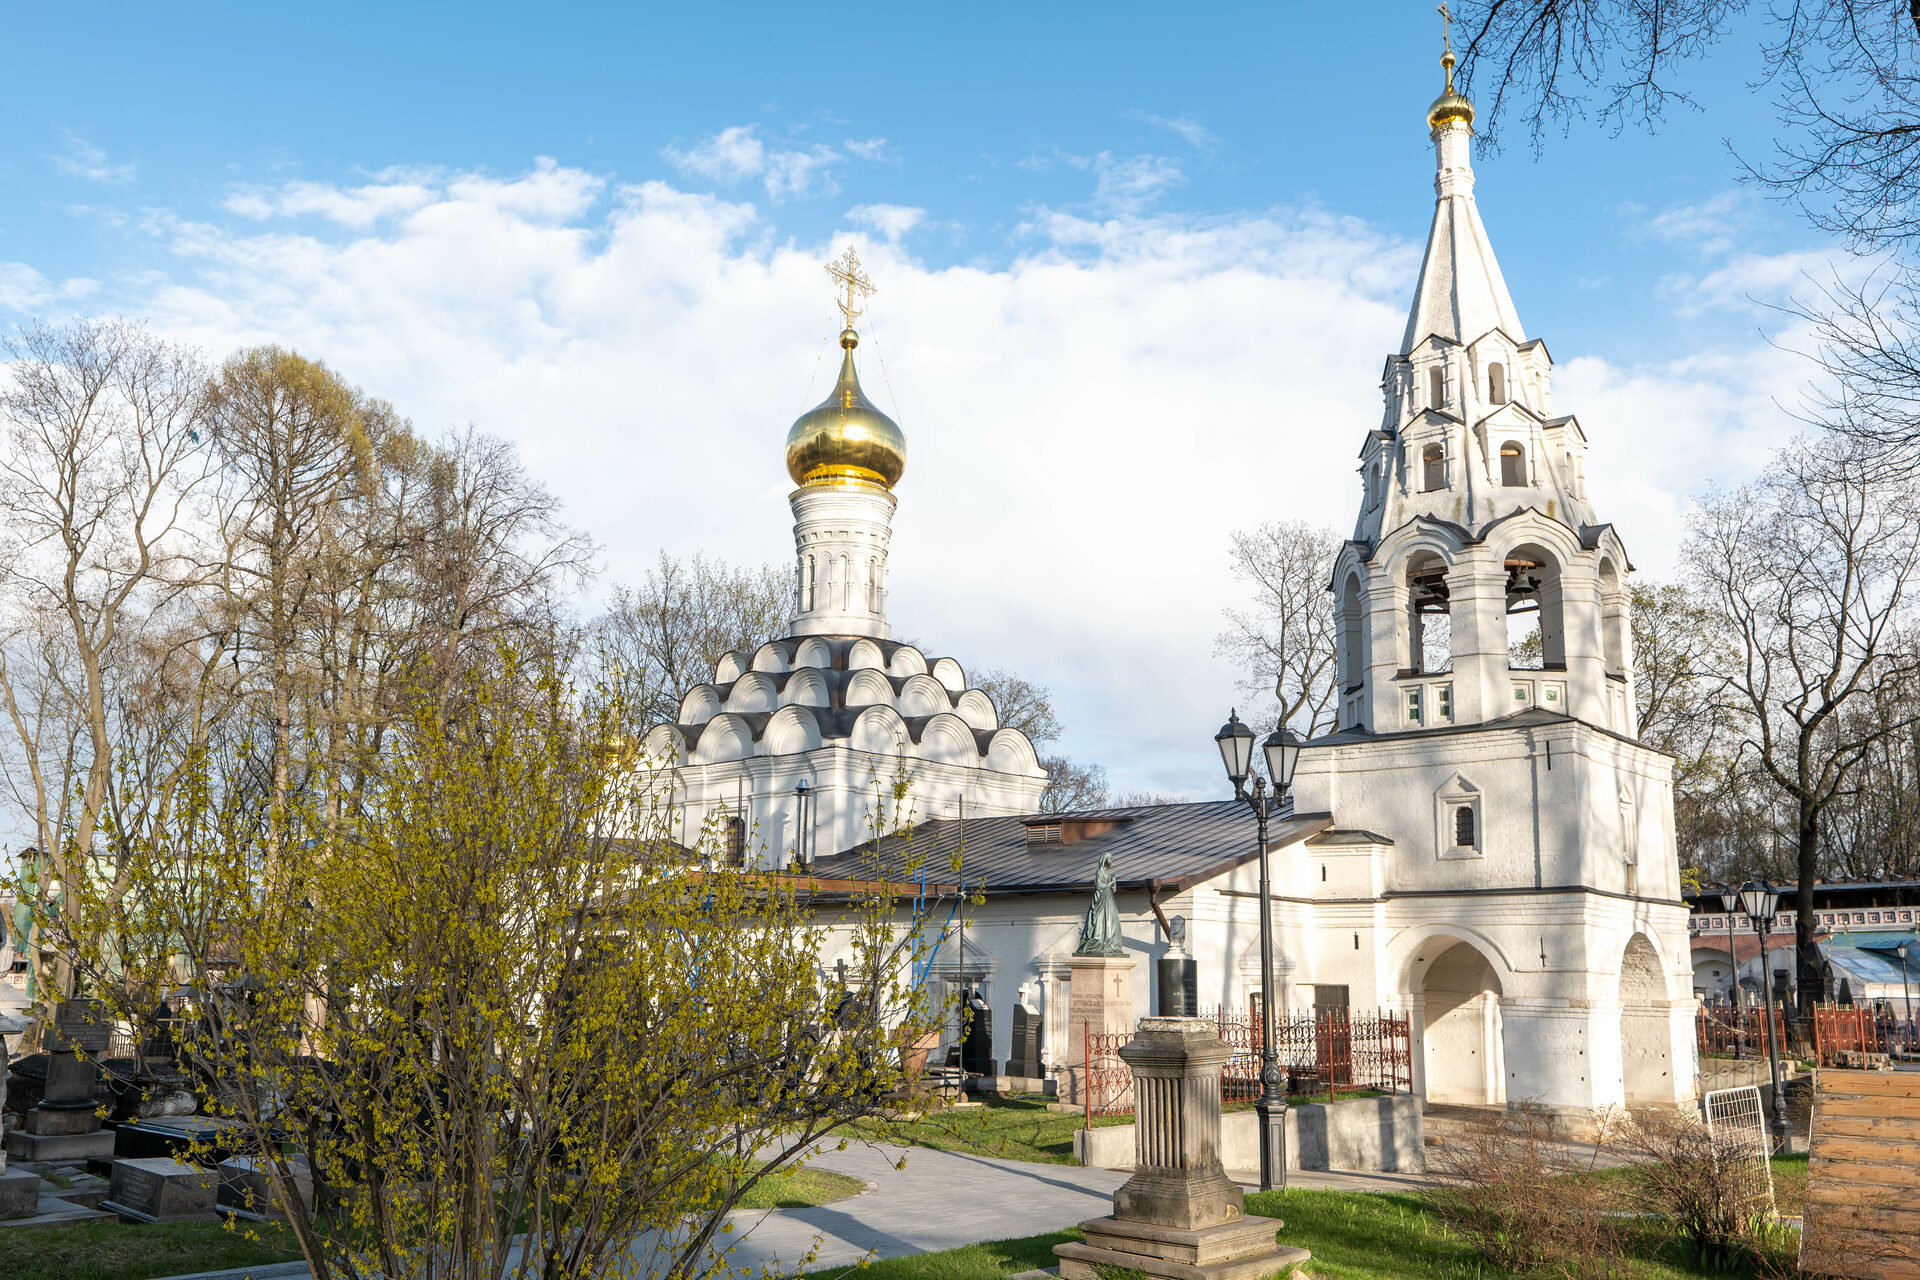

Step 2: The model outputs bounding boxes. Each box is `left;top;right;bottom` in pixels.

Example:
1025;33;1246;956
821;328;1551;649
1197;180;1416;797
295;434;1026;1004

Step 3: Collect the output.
806;799;1334;898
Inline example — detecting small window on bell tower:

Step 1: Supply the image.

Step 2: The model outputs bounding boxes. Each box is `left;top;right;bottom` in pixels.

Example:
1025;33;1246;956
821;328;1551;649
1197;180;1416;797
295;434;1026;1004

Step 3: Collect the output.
1422;444;1445;492
1488;362;1507;405
1500;441;1526;487
1428;366;1445;409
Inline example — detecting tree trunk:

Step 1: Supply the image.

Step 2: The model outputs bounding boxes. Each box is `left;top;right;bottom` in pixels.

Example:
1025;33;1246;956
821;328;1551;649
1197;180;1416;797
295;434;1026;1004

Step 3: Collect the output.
1796;802;1823;1018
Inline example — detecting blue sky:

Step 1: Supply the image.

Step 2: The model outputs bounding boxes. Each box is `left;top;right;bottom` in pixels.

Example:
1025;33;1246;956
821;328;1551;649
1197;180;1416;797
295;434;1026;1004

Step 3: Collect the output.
0;3;1845;800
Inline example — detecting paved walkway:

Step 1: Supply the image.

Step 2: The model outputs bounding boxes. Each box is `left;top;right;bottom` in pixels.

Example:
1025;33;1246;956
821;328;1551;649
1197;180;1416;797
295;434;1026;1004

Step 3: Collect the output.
704;1141;1130;1276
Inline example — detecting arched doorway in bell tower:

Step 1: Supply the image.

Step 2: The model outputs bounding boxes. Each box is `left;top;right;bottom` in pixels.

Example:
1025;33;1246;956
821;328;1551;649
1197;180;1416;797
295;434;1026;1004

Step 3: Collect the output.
1417;941;1508;1106
1619;934;1672;1103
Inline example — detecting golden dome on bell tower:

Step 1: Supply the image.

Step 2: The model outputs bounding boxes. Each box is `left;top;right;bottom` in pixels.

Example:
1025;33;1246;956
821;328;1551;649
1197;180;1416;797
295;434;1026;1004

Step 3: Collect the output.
785;247;907;489
1427;6;1475;130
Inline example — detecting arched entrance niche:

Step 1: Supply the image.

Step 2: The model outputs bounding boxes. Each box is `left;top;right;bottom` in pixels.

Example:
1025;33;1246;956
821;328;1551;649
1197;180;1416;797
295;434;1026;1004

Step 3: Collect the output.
1414;940;1508;1106
1619;933;1672;1104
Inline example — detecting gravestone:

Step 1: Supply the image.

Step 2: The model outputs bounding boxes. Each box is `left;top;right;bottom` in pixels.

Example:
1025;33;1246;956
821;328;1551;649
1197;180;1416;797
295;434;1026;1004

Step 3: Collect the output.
4;1000;114;1163
0;1167;38;1219
1005;982;1044;1079
0;1012;30;1178
1055;1017;1309;1280
1062;953;1135;1106
961;985;994;1076
102;1156;216;1224
217;1155;313;1223
1157;915;1197;1016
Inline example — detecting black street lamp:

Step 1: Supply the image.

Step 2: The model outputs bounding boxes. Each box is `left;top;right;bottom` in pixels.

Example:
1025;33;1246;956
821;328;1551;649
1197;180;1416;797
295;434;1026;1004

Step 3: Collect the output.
1898;942;1913;1061
1213;710;1301;1193
1719;888;1743;1060
1735;880;1792;1150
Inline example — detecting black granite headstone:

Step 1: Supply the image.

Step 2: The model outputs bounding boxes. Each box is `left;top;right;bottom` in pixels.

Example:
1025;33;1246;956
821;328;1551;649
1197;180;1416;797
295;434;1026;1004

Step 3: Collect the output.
1157;954;1198;1016
1004;997;1043;1078
960;986;994;1076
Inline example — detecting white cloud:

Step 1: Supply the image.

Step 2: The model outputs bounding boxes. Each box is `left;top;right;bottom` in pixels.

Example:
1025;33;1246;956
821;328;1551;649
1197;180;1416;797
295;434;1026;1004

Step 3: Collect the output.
1141;113;1216;153
53;132;135;183
662;126;841;202
847;203;925;242
0;262;100;311
844;137;893;163
1092;153;1186;214
0;160;1800;799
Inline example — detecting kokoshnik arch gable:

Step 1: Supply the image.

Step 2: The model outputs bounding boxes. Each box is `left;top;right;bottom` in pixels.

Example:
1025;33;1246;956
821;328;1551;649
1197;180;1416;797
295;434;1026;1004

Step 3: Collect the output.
641;52;1697;1117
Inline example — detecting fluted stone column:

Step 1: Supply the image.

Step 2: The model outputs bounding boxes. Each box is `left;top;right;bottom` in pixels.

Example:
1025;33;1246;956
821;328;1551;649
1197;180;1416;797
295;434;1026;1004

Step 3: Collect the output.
1055;1017;1309;1280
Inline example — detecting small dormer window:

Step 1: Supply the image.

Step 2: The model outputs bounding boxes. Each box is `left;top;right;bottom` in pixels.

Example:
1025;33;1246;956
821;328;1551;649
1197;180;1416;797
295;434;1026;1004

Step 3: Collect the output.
1028;822;1063;845
1428;366;1445;409
1488;362;1507;405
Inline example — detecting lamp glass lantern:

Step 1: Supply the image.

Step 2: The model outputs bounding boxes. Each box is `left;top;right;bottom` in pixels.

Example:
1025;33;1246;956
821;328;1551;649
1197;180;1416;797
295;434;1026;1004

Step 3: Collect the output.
1738;880;1779;925
1720;889;1741;915
1214;711;1255;790
1262;726;1301;796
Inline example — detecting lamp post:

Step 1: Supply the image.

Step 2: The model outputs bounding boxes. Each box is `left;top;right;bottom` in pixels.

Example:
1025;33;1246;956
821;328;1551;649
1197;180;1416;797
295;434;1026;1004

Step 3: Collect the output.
1719;889;1743;1060
1898;942;1913;1061
1213;710;1301;1193
792;780;815;868
1736;880;1792;1151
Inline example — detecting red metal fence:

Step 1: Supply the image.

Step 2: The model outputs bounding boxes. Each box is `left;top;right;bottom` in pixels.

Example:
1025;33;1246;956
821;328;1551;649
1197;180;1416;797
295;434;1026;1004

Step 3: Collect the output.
1697;1003;1915;1065
1084;1010;1413;1127
1213;1009;1412;1102
1695;1006;1788;1060
1809;1003;1907;1065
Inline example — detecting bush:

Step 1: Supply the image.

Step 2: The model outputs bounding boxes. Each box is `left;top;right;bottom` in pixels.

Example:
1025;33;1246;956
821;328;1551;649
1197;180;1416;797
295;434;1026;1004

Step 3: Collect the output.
1616;1109;1774;1268
1422;1104;1626;1280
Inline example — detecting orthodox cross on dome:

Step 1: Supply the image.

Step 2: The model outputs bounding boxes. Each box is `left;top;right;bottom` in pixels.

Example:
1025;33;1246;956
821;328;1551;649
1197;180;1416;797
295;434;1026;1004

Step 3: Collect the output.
825;246;875;328
1437;2;1452;56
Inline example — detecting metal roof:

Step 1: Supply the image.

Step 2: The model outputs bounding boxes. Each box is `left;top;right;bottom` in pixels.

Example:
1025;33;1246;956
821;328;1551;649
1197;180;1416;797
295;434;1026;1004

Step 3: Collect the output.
806;799;1334;897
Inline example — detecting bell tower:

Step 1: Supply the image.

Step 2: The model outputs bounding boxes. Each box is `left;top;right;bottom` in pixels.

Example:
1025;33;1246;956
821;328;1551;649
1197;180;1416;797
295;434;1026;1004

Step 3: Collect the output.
1331;37;1635;738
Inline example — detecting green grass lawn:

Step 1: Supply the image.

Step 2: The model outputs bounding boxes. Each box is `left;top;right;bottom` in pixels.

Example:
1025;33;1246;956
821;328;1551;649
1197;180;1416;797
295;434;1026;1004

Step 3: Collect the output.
738;1162;869;1210
0;1218;303;1280
853;1096;1128;1165
795;1159;1812;1280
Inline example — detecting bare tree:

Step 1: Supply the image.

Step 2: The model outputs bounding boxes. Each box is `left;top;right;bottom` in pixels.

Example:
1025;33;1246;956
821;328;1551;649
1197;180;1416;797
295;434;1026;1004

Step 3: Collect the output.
1685;434;1920;1010
1451;2;1920;249
1038;755;1109;813
596;552;787;726
0;319;212;1004
972;667;1065;745
1215;520;1341;737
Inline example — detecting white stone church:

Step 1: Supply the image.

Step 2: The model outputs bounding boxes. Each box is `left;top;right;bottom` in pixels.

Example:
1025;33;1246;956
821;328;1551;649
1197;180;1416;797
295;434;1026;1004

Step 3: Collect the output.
642;58;1697;1117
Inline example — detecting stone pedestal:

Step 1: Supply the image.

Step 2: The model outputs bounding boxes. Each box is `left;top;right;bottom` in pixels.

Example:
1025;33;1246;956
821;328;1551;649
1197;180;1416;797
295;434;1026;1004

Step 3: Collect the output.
102;1156;216;1224
7;1001;113;1165
1062;953;1136;1106
1055;1017;1308;1280
0;1012;30;1176
0;1168;40;1220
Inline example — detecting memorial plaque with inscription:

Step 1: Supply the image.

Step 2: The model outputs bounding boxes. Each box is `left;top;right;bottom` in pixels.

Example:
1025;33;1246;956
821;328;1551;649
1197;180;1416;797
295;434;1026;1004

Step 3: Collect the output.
102;1156;215;1224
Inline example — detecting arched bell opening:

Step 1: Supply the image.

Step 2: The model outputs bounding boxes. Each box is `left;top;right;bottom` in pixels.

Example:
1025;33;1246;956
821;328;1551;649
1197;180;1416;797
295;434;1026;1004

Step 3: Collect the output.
1406;552;1452;675
1338;572;1370;729
1598;558;1627;677
1503;542;1564;671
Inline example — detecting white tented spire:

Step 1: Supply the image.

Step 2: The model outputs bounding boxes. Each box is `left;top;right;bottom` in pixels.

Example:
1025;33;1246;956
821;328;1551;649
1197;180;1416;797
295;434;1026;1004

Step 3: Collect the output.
1399;105;1524;354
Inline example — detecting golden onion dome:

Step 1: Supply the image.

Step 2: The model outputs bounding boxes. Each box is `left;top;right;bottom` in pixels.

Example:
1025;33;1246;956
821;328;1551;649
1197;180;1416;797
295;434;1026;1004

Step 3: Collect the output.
785;328;907;489
1427;50;1475;130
